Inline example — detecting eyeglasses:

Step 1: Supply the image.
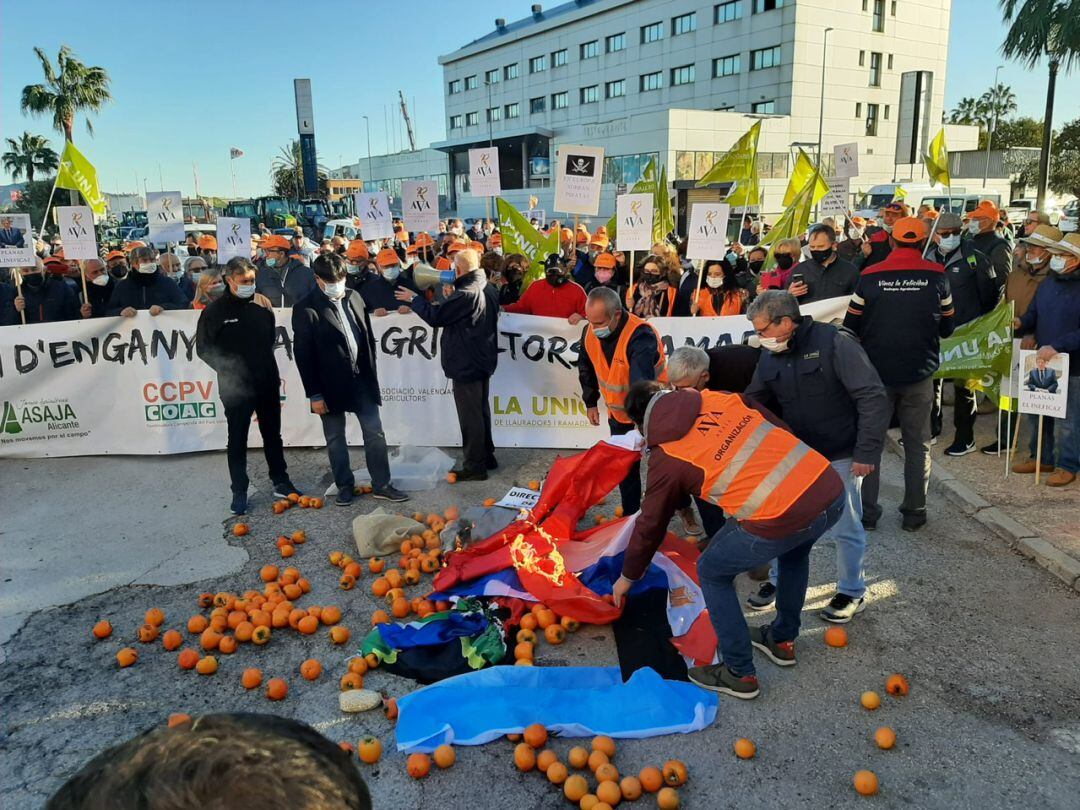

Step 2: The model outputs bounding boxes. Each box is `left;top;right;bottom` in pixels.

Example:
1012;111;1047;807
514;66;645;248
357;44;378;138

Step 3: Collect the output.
753;319;783;337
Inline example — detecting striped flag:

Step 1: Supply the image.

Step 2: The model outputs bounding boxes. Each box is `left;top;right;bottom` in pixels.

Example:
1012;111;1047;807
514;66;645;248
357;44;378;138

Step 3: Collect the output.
229;147;244;159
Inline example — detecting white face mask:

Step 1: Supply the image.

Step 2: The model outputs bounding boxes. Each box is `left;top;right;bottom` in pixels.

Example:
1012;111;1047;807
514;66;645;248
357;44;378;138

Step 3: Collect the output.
381;266;401;282
90;273;110;287
190;271;204;283
705;276;724;289
938;234;961;253
759;336;790;353
1028;253;1046;266
322;280;346;298
1049;255;1068;273
881;223;893;234
137;261;158;274
968;220;982;236
235;283;256;298
493;247;503;256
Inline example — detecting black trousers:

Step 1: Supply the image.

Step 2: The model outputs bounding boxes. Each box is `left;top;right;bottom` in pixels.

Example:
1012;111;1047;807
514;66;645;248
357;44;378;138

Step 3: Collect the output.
609;418;641;514
223;389;288;495
452;378;494;474
931;378;978;445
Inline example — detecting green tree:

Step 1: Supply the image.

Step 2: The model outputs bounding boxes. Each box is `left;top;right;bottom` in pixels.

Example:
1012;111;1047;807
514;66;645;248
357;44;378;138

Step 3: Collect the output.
2;132;59;184
1055;117;1080;152
949;96;986;125
20;46;111;143
979;83;1018;122
270;139;328;198
1049;150;1080;199
978;116;1045;149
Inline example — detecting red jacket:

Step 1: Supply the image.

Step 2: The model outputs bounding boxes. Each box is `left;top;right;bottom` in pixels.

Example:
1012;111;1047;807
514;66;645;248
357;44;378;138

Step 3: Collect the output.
503;279;586;318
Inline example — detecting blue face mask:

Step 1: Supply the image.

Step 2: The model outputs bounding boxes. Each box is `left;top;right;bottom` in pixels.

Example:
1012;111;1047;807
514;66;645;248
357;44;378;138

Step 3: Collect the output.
726;251;738;264
235;283;256;299
265;257;279;268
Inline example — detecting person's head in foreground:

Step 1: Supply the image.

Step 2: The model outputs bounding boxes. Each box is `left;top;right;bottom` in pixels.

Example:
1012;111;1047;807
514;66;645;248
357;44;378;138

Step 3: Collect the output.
667;346;711;391
46;712;372;810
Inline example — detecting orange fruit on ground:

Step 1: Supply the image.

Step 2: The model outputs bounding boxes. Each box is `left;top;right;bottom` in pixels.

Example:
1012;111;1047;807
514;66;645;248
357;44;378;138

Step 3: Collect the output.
444;505;460;521
266;678;288;701
734;738;756;759
217;635;237;655
874;727;897;750
547;761;569;785
371;578;390;597
161;629;183;651
592;735;616;757
196;656;218;675
272;501;285;514
358;736;383;764
662;760;688;787
227;609;247;629
177;648;199;669
300;658;322;681
234;621;254;643
251;626;271;645
587;750;610;772
198;592;215;608
561;616;581;632
657;787;680;809
280;544;295;558
853;770;879;796
340;672;364;691
516;628;538;645
507;733;522;742
329;626;351;645
528;479;541;490
823;625;848;648
537;749;558;773
339;574;356;590
369;557;386;573
434;744;456;769
514;742;537;771
167;713;191;728
241;668;263;689
366;653;381;670
861;691;882;710
483;497;496;507
514;642;534;661
595;780;622;806
514;658;534;667
568;746;590;769
407;752;432;779
116;647;138;668
371;609;390;626
564;774;589;802
329;550;344;566
404;569;421;586
614;505;624;518
446;472;457;483
620;776;643;800
344;561;363;579
199;629;222;651
385;569;403;588
391;597;410;619
595;762;619;783
288;493;300;503
138;624;159;643
348;657;369;676
339;741;355;755
580;797;599;810
282;583;302;601
544;624;567;644
92;620;113;639
311;497;324;509
536;609;557;630
297;615;319;635
187;615;208;634
232;523;249;536
639;766;663;793
885;673;910;696
291;530;306;543
520;613;539;631
144;608;165;626
260;565;279;582
321;606;342;625
523;723;548;749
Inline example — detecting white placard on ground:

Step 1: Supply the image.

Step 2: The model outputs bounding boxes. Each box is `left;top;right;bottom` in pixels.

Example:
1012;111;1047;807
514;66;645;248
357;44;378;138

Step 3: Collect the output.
834;143;859;178
216;217;251;265
496;486;542;511
56;206;98;260
0;213;35;267
1017;350;1069;419
616;193;654;251
554;144;605;216
468;147;502;197
686;203;731;261
401;180;440;233
354;192;394;240
146;191;185;244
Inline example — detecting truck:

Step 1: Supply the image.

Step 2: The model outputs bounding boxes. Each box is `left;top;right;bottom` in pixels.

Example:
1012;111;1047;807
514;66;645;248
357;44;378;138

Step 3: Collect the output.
224;197;297;232
182;197;217;224
853;184;1005;219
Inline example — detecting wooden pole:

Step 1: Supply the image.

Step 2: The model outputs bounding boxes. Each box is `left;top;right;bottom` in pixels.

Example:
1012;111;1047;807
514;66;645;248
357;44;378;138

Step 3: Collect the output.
692;257;706;316
1034;414;1045;486
14;269;26;325
627;250;635;309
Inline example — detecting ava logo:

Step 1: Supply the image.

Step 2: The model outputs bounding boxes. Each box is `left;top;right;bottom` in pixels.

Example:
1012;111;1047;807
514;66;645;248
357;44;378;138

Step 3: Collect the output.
623;200;645;227
66;211;89;238
157;196;178;222
698;210;720;236
143;380;217;423
411;186;432;211
1;401;22;434
566;154;595;176
225;222;244;246
365;196;384;221
475;153;494;177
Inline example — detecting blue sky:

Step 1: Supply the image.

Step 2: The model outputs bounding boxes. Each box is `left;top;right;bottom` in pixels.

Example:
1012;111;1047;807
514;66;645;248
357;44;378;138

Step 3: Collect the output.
2;0;1074;197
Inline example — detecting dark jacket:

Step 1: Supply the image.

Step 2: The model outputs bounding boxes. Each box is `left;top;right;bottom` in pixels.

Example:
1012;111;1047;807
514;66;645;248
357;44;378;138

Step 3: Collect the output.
863;226;892;267
106;272;190;315
195;288;280;404
292;287;381;412
928;241;1000;325
84;277;116;318
176;273;196;302
843;247;955;387
358;274;419;312
1018;271;1080;376
577;310;660;412
673;269;699;317
0;282;14;325
745;318;889;464
255;258;317;307
583;278;628;308
787;254;859;303
4;276;80;324
970;231;1013;291
704;344;761;395
410;270;500;382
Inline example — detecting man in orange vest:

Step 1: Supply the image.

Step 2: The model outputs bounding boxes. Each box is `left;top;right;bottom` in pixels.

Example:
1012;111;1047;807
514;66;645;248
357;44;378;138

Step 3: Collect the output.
612;380;845;700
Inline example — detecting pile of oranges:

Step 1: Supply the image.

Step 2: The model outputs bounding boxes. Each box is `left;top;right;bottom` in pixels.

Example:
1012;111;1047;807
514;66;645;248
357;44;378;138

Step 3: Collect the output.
511;727;686;809
513;603;581;665
270;492;325;515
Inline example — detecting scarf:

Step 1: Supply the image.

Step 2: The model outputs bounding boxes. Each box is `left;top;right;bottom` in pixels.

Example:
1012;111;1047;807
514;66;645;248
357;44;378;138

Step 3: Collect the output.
632;280;669;318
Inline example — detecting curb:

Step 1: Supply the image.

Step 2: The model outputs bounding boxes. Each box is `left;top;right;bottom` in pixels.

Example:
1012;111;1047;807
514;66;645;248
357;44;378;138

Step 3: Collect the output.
884;437;1080;593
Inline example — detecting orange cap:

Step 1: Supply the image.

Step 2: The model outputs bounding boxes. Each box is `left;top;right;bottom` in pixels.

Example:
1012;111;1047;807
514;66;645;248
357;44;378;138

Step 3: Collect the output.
922;209;939;220
346;240;369;260
891;217;929;244
123;240;146;252
594;253;617;270
488;233;502;246
414;232;434;248
406;243;419;255
575;230;590;244
969;200;1000;223
376;247;400;267
261;234;291;250
44;256;68;273
560;227;573;241
435;256;452;270
197;234;218;250
850;216;867;227
447;240;467;254
105;250;125;261
589;234;609;248
468;240;485;253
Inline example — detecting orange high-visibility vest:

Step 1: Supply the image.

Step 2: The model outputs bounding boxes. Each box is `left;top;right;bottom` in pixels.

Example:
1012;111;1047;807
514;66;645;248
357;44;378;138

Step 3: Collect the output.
656;390;831;522
694;287;746;316
627;284;676;316
584;313;668;424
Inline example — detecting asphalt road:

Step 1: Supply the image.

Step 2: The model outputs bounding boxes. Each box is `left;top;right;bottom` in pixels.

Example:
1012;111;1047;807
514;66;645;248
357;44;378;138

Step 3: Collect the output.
2;444;1079;809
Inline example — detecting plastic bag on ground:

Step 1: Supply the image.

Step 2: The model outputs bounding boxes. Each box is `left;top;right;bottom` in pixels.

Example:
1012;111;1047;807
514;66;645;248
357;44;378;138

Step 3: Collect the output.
324;446;456;496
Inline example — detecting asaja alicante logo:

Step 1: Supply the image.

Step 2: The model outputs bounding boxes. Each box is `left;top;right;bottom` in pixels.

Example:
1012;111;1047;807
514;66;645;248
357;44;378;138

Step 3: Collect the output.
1;399;80;435
1;401;22;434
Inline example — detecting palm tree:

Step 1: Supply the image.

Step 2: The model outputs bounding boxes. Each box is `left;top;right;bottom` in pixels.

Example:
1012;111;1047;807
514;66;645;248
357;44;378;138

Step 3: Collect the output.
20;45;112;143
2;132;59;184
979;83;1018;121
270;139;329;198
949;96;986;125
1000;0;1080;207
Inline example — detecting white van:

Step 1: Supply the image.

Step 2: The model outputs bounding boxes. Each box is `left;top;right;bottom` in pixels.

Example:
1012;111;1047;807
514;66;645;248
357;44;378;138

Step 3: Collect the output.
919;189;1004;216
852;184;937;220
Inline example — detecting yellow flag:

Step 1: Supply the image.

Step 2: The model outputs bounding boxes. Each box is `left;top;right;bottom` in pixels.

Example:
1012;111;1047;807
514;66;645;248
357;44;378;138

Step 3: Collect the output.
698;121;762;189
894;186;908;199
55;141;107;216
924;128;951;188
758;173;817;270
783;150;829;207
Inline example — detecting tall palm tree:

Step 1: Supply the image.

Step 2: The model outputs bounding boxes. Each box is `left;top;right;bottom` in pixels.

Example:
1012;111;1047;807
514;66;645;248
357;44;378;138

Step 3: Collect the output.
20;45;112;143
2;132;59;184
270;139;329;198
978;83;1018;121
949;96;986;125
1000;0;1080;207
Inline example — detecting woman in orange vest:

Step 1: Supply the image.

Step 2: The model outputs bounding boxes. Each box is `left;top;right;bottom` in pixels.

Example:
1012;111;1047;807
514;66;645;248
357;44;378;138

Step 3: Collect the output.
691;259;750;317
627;254;676;318
611;380;845;701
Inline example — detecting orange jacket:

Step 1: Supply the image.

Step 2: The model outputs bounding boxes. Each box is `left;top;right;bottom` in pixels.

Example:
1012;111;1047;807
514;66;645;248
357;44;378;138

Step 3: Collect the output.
583;313;667;424
694;287;746;316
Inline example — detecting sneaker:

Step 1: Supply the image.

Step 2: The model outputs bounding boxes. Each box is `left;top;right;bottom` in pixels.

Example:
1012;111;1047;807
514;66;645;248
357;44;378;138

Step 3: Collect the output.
687;663;760;699
820;593;867;624
746;582;776;611
898;435;938;448
272;479;302;499
750;625;796;667
677;506;704;536
486;457;499;471
943;440;976;457
901;512;926;532
980;439;1013;455
1047;469;1077;487
372;484;410;502
335;488;354;507
230;492;248;515
1012;458;1054;474
450;468;488;482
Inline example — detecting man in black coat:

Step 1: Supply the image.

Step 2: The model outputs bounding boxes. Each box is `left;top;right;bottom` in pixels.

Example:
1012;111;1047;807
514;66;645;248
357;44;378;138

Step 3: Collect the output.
107;246;189;317
787;224;859;304
80;258;115;318
196;257;299;515
293;252;408;505
396;247;500;481
5;258;83;324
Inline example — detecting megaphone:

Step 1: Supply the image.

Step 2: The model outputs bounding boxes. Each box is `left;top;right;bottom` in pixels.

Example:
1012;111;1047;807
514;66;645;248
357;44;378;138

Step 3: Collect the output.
412;262;456;290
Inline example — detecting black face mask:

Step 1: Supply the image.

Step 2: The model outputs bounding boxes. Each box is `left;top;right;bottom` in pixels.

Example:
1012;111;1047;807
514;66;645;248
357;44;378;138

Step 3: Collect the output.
109;265;128;279
642;273;662;285
546;270;568;287
775;254;795;270
23;273;44;288
748;260;765;274
809;248;833;264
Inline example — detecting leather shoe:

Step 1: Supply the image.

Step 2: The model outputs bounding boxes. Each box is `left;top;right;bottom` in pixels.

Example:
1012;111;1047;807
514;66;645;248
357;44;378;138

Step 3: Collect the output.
1012;458;1054;474
1047;469;1076;487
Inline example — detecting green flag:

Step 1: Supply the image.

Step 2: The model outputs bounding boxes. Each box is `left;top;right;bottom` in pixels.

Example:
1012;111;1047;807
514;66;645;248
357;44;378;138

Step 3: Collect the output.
924;128;951;188
698;121;761;189
934;298;1014;396
496;197;559;290
654;162;674;243
55;141;107;216
782;150;830;207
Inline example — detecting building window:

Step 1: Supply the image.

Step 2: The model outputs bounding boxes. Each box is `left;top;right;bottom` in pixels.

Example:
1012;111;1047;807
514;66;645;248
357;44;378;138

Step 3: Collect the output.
751;46;781;70
580;40;599;59
603;152;661;185
869;52;882;86
465;111;478;127
448;79;461;94
552;49;568;67
580;85;599;104
484;68;500;84
672;12;697;35
530;96;546;114
641;21;663;43
884;104;890;120
751;100;776;113
891;0;897;13
855;102;862;117
859;50;865;66
887;53;894;69
529;55;547;73
606;32;626;52
715;1;742;23
504;63;519;80
552;91;569;110
671;65;696;86
449;114;462;129
866;103;879;136
862;0;868;9
872;0;885;30
713;54;740;77
486;106;502;122
464;75;477;91
640;71;663;91
605;79;626;98
752;0;784;11
505;102;520;119
676;150;788;181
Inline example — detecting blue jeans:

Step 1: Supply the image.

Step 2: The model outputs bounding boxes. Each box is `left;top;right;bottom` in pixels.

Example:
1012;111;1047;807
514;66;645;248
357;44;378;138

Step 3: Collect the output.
1056;375;1080;474
1026;413;1055;463
319;398;391;491
769;459;867;599
697;494;845;677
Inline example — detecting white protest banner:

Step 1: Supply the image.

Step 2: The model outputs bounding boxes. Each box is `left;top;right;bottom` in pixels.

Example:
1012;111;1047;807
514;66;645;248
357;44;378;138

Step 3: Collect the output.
401;180;440;233
1017;350;1069;419
999;339;1024;400
56;206;98;260
555;144;605;216
146;191;185;244
216;217;251;265
616;193;654;251
354;192;394;240
834;143;859;178
0;298;847;458
819;176;850;218
686;203;731;261
496;486;542;511
0;213;36;268
468;147;501;197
